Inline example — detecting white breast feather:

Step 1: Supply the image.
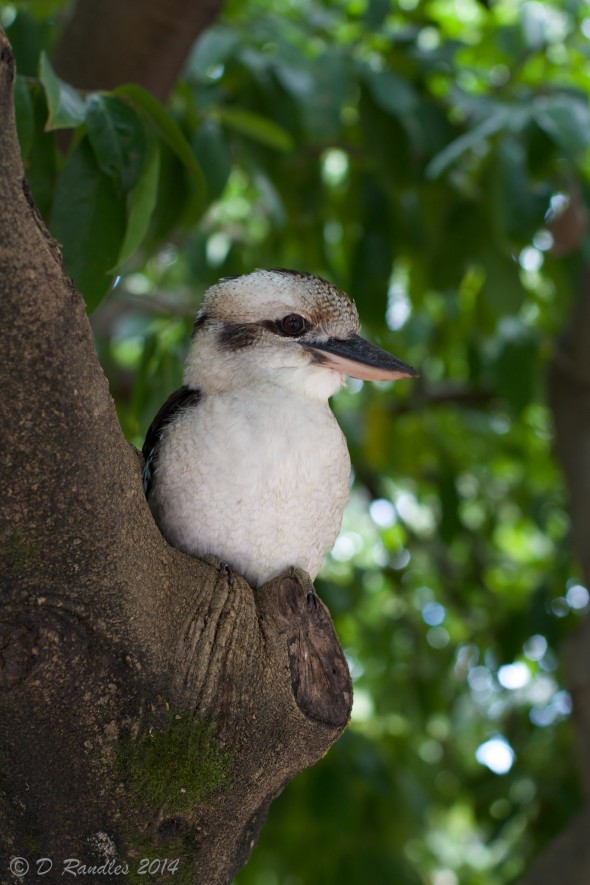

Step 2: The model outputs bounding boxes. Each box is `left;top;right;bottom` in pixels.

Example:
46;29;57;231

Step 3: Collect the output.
150;383;351;587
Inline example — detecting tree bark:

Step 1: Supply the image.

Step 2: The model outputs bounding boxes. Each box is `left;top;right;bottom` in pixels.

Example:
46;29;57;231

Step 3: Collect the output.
518;265;590;884
53;0;224;102
518;806;590;885
0;31;351;885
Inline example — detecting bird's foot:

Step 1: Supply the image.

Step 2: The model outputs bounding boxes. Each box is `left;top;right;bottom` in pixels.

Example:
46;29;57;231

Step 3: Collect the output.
286;566;319;609
218;561;235;588
203;555;235;587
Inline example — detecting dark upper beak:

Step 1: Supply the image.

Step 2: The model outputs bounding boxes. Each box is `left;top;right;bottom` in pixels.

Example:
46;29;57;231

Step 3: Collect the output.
303;334;418;382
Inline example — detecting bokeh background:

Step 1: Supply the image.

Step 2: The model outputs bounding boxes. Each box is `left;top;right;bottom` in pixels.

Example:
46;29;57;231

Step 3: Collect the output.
5;0;590;881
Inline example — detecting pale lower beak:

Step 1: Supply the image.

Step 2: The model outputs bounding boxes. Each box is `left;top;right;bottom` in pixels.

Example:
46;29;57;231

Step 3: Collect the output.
304;334;418;382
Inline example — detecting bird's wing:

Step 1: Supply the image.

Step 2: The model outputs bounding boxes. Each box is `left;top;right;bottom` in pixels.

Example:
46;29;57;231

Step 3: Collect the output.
142;385;202;499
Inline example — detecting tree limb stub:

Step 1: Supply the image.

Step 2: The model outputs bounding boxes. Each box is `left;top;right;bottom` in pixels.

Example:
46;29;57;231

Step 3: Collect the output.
0;31;351;885
53;0;225;103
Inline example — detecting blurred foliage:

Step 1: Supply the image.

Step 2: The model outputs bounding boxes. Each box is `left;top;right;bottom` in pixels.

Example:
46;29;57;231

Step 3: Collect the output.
4;0;590;881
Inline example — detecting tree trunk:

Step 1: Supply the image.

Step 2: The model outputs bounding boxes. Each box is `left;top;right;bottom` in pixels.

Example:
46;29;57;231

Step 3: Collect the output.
0;31;351;885
518;263;590;884
53;0;224;102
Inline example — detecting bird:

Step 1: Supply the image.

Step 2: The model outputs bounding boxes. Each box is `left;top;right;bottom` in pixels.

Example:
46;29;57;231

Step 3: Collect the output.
142;269;417;589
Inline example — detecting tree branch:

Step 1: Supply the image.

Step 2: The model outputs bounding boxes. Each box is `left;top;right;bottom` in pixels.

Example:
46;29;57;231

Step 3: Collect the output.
0;30;350;884
547;265;590;583
517;263;590;883
518;806;590;885
53;0;224;102
547;264;590;795
392;382;496;415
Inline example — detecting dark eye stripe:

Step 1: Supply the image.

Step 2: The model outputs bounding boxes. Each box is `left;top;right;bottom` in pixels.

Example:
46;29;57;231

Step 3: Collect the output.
213;318;312;350
217;323;260;350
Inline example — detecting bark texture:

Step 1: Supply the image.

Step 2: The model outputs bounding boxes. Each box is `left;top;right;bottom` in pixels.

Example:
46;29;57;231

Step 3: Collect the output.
0;32;351;885
53;0;224;102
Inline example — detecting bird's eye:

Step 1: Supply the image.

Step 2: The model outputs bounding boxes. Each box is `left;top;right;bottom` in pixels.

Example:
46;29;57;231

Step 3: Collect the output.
280;314;307;336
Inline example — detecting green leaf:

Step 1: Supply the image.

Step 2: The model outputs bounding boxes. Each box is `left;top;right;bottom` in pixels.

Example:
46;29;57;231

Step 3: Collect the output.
361;66;434;156
361;66;418;117
494;322;539;412
13;74;34;158
5;9;50;77
147;147;189;242
439;466;461;545
479;249;525;316
534;93;590;158
425;109;509;179
115;133;160;268
212;107;294;151
186;25;239;79
26;82;57;219
86;94;148;192
49;137;126;310
350;175;392;323
303;51;351;142
114;84;206;209
489;138;549;242
192;120;231;201
358;82;414;186
363;0;392;29
39;52;86;130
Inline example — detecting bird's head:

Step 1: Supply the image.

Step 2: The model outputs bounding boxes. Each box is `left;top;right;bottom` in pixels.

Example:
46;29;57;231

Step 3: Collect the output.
184;269;417;398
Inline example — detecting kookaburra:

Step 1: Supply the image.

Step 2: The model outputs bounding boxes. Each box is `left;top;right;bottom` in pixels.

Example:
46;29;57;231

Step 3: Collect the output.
142;269;416;588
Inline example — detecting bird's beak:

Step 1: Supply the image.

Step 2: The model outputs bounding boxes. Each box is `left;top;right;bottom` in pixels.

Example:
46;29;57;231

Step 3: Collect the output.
304;334;418;382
